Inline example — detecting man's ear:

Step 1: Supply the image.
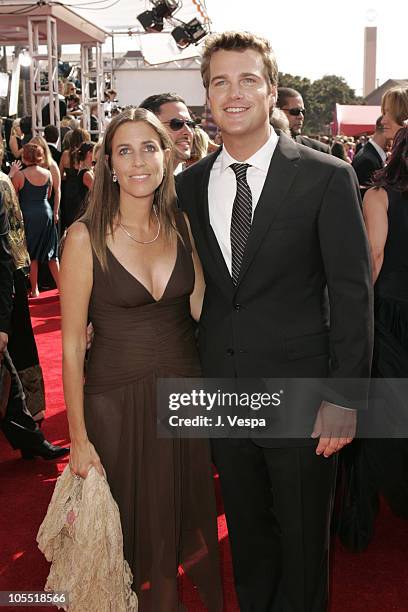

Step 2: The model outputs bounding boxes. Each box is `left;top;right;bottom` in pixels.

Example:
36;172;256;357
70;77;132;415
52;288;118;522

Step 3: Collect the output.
269;85;277;111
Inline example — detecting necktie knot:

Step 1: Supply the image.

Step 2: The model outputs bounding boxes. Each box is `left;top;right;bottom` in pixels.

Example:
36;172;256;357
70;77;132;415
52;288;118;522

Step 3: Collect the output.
230;163;250;182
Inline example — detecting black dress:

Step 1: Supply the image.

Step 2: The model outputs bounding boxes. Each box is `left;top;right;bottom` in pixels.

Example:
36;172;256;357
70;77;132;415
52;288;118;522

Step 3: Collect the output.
76;169;90;215
83;211;222;611
337;187;408;550
61;167;82;232
366;187;408;516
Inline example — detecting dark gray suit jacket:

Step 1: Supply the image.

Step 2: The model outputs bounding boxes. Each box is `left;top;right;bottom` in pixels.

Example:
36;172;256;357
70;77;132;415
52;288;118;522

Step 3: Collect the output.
295;134;331;154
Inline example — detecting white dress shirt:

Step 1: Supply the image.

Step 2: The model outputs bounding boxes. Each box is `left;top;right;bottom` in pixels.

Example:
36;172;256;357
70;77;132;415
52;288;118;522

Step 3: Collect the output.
208;128;279;273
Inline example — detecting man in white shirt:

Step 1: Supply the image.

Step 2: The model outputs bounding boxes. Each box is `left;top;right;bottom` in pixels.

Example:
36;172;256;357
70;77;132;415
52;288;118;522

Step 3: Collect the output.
352;116;388;196
139;93;195;174
177;31;373;612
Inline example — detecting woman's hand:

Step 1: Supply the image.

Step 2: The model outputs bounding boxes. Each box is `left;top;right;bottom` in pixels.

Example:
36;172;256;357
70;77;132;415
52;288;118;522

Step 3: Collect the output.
8;160;22;180
54;210;59;225
69;438;104;479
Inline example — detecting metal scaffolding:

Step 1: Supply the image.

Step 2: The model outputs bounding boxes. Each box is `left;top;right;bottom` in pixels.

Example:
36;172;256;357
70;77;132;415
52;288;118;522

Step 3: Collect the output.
0;2;108;137
27;15;60;134
81;42;104;140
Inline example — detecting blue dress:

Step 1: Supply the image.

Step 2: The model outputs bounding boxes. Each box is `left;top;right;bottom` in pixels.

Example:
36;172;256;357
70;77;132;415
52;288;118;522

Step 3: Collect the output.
18;173;58;262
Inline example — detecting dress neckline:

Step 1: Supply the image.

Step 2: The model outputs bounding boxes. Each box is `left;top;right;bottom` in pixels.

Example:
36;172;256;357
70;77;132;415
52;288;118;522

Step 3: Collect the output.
106;239;180;304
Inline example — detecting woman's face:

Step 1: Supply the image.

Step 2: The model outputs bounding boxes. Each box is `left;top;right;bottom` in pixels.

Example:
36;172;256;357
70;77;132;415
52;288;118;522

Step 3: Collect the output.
382;103;404;140
110;121;168;202
66;83;76;96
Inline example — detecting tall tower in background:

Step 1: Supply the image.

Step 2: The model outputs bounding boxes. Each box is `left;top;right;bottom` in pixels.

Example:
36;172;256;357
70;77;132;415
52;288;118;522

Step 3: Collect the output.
363;23;377;97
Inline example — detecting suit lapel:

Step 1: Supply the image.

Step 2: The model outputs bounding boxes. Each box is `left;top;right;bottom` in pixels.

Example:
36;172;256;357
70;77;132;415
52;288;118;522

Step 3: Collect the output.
235;133;301;289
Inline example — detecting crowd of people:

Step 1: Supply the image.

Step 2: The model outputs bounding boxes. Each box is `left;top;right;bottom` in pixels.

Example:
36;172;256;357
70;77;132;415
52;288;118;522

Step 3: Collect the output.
0;30;408;612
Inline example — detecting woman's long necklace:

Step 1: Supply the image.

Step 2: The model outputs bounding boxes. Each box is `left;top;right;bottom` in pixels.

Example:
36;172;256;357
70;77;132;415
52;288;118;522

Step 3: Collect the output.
119;206;161;245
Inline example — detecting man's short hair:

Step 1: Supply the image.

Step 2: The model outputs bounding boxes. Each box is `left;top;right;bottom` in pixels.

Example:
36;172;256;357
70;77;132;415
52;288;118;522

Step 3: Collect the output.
276;87;301;108
139;93;187;116
20;115;32;136
375;115;384;132
200;31;278;91
44;124;59;143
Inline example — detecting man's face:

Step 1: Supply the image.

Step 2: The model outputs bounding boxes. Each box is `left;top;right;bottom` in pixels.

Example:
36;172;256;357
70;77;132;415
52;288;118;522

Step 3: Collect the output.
207;49;275;140
281;95;305;135
157;101;194;162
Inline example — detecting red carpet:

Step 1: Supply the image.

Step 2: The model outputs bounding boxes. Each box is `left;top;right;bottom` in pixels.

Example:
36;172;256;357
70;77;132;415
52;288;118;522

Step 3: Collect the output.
0;289;408;611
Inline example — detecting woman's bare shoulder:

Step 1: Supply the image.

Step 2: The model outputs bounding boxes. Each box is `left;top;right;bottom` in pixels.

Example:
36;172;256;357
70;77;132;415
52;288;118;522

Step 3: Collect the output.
363;187;388;208
66;221;91;245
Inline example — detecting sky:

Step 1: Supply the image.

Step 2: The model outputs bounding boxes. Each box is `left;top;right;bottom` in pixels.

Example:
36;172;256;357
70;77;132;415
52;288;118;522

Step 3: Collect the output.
68;0;408;96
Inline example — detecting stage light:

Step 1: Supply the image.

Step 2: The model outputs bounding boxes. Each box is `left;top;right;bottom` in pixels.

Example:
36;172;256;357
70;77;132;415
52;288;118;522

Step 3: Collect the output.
171;18;208;49
137;0;181;33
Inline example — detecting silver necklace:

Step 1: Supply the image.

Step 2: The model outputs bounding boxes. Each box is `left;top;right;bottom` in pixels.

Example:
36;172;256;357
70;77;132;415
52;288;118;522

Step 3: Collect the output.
119;207;161;245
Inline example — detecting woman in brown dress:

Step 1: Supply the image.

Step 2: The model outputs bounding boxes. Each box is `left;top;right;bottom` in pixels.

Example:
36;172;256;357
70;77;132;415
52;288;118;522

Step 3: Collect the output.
60;108;222;611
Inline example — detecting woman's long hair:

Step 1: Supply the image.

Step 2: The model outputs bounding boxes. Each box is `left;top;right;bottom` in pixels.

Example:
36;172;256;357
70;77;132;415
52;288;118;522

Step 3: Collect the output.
68;128;90;168
30;135;53;169
77;141;95;163
372;127;408;192
81;107;177;269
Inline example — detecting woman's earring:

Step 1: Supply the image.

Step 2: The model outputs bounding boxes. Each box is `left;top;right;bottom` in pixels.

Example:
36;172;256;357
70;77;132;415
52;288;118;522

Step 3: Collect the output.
112;170;118;183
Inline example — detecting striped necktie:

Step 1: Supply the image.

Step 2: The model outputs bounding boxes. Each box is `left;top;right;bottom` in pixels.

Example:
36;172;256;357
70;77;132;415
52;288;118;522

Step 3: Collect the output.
230;163;252;285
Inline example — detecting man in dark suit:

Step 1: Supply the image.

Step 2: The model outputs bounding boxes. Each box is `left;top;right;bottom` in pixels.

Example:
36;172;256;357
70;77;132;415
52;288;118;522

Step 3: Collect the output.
177;31;373;611
352;116;388;197
41;79;67;129
44;124;61;165
277;86;331;153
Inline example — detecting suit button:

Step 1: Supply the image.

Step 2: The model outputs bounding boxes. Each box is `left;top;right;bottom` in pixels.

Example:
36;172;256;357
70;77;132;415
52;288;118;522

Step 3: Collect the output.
226;348;234;356
234;303;241;311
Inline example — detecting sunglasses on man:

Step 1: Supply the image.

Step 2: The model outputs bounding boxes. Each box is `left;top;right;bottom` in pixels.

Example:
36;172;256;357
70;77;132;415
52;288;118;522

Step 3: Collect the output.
164;118;197;131
282;108;306;117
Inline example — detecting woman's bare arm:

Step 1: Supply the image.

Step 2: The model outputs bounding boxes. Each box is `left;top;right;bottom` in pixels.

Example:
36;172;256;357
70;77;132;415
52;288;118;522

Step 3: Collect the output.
9;134;23;159
50;160;61;223
363;187;389;283
183;213;205;321
60;221;103;477
83;170;94;191
59;150;69;179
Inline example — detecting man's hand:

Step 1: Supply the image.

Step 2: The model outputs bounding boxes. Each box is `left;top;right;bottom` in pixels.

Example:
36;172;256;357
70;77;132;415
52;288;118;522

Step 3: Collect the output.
0;331;8;361
86;322;94;350
311;400;356;458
